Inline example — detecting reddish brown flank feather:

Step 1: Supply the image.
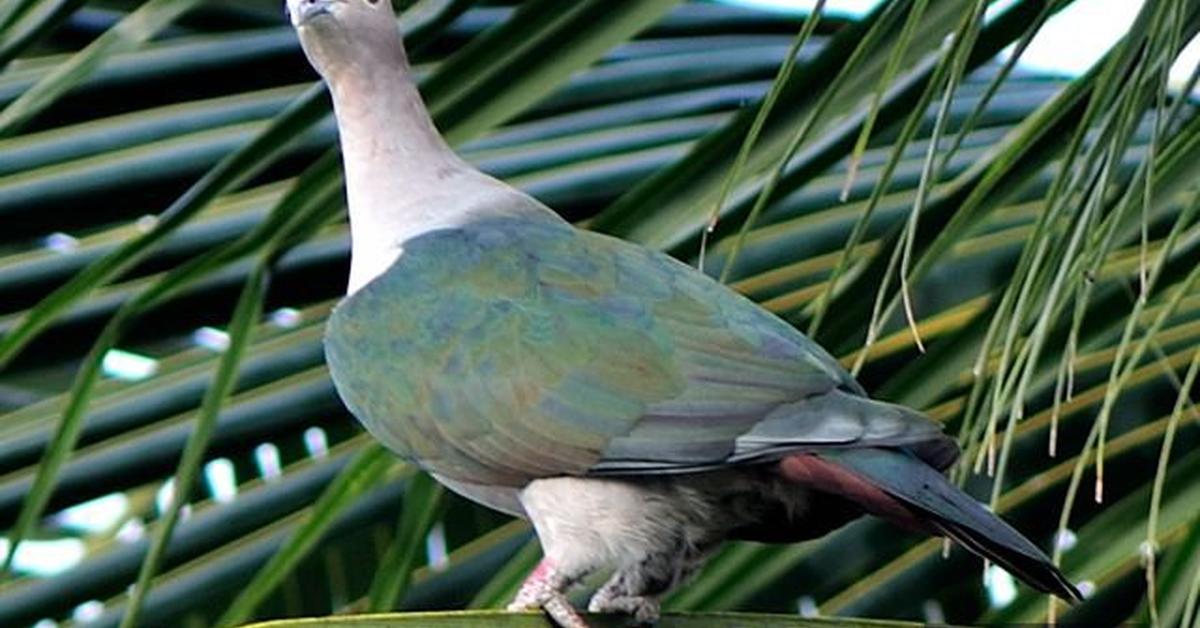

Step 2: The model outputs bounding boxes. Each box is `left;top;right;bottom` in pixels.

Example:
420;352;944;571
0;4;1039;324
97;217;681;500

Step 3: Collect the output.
778;454;928;533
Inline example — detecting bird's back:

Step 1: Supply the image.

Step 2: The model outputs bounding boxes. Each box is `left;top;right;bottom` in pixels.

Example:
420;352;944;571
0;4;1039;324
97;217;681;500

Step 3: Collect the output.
325;215;955;486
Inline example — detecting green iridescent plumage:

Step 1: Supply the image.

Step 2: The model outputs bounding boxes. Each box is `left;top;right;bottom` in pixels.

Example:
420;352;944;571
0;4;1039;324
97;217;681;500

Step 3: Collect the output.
325;217;951;487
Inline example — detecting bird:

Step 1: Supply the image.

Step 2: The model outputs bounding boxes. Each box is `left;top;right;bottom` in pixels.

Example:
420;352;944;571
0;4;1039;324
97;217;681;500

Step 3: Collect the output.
287;0;1082;626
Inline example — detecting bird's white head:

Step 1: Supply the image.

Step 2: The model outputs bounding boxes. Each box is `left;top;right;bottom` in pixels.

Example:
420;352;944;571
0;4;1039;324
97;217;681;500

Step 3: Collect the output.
286;0;406;84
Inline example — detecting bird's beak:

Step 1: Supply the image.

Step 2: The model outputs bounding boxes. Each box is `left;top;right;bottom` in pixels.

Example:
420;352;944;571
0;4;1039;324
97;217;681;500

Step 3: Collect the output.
287;0;338;27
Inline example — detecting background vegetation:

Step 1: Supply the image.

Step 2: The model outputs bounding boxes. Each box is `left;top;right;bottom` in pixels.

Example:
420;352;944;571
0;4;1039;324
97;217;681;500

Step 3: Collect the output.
0;0;1197;626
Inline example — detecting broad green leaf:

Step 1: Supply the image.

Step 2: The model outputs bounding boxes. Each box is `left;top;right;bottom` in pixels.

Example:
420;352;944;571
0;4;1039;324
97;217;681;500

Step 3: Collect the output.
241;611;931;627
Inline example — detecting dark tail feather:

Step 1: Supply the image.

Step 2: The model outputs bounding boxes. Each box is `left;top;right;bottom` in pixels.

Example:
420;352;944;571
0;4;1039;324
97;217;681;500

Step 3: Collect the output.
814;448;1082;603
930;518;1081;602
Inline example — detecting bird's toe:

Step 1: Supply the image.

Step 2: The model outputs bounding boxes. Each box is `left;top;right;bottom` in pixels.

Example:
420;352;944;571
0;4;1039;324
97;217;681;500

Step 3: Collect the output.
544;594;592;628
508;561;590;628
587;594;661;625
508;594;590;628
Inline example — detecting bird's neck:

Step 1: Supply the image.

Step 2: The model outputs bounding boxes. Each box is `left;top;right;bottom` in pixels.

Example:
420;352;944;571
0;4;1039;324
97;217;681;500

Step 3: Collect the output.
328;60;460;183
327;59;469;293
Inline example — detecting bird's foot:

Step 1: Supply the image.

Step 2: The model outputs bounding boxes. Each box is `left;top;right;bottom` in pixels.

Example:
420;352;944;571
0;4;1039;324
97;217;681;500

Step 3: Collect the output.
507;558;590;628
588;593;660;625
509;594;589;628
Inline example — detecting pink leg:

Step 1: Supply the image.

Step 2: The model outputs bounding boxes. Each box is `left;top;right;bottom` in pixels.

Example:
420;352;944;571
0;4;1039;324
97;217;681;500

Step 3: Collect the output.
507;558;590;628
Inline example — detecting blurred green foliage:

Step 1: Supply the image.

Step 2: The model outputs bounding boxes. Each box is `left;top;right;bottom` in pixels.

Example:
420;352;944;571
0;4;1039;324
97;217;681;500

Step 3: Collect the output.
0;1;1196;627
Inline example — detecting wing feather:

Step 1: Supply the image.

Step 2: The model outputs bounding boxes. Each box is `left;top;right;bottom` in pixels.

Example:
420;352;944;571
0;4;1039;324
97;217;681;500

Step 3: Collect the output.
325;217;953;486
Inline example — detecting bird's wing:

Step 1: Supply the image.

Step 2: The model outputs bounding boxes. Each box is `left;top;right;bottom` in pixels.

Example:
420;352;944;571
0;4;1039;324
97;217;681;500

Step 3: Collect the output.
325;217;953;486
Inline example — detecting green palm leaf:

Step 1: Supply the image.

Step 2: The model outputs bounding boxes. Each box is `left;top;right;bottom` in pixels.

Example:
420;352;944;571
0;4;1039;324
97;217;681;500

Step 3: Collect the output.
0;1;1197;626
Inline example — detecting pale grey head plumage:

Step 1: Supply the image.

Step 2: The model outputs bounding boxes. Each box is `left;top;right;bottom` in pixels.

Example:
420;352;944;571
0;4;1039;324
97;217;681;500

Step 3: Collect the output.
284;0;540;294
287;0;405;85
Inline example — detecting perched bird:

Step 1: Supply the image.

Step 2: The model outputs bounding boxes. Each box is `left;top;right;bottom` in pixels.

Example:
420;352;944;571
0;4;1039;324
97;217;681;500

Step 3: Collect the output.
288;0;1082;625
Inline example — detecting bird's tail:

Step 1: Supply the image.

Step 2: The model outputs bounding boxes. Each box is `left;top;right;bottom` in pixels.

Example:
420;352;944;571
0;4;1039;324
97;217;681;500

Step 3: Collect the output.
780;448;1082;603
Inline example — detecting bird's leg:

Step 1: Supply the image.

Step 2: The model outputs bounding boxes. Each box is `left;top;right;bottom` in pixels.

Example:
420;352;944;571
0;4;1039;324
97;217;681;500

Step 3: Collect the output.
508;557;591;628
587;570;661;625
587;538;708;625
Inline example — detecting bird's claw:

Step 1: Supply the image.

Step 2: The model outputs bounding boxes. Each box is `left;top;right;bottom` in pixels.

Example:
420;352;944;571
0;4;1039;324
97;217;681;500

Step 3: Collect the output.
508;594;590;628
509;558;591;628
588;594;660;625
